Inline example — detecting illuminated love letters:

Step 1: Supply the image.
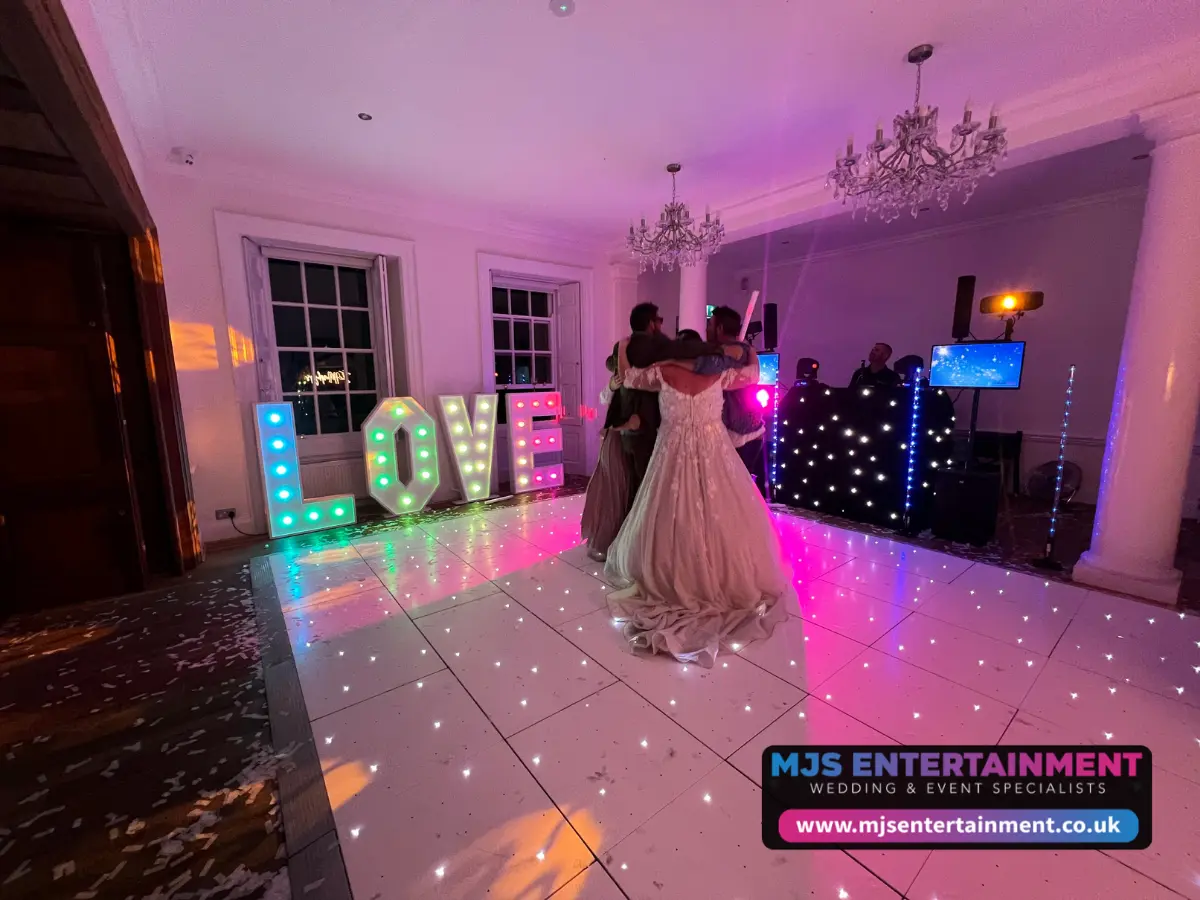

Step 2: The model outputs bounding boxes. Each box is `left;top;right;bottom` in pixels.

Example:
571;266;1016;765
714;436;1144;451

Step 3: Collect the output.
437;394;498;503
506;391;564;493
255;403;358;538
362;398;441;516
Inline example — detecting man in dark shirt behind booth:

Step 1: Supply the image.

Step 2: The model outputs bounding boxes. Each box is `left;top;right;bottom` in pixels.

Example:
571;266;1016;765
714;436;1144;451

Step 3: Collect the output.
849;342;902;389
621;302;720;504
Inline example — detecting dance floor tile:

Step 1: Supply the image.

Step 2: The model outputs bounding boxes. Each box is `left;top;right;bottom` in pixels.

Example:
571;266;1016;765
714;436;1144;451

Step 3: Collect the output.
818;557;947;607
293;611;444;720
1013;659;1200;783
795;523;907;558
737;616;867;691
452;536;551;580
268;544;370;579
549;863;625;900
509;683;722;853
857;544;975;582
417;594;614;737
314;669;502;795
521;519;585;554
353;530;445;561
907;848;1179;900
914;569;1084;656
778;539;855;585
790;580;913;643
1104;765;1200;899
605;763;900;899
494;557;613;626
370;553;500;618
817;648;1016;745
1050;594;1200;707
560;611;804;756
334;739;592;900
874;614;1049;706
282;586;404;651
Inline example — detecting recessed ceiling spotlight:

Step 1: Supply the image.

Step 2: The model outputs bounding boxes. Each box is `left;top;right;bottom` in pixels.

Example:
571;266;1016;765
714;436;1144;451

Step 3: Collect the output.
358;113;373;121
551;0;575;16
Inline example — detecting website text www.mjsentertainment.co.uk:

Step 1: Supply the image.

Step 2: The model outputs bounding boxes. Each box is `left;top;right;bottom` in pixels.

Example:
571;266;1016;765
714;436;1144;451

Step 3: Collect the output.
761;745;1153;851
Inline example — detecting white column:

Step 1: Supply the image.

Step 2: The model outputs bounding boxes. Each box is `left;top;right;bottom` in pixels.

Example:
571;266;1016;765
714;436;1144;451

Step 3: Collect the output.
1073;95;1200;605
678;259;708;335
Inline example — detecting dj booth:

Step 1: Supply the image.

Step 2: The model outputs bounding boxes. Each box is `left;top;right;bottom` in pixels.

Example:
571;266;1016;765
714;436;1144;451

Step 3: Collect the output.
769;383;957;532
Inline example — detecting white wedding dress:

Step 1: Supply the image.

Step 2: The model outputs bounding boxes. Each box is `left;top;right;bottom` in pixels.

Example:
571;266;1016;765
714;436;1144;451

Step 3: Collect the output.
604;364;792;667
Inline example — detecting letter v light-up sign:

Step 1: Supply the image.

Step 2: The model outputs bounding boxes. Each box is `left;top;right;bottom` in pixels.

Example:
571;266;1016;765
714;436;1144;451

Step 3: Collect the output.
438;394;497;502
506;391;563;493
362;398;441;514
255;403;357;538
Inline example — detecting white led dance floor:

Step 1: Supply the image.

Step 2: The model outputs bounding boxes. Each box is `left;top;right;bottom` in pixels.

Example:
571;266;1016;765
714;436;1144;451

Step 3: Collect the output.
270;493;1200;899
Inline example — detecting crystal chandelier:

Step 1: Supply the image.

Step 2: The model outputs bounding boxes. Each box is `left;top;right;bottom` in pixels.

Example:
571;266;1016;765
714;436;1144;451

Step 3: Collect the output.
627;163;724;272
827;45;1008;223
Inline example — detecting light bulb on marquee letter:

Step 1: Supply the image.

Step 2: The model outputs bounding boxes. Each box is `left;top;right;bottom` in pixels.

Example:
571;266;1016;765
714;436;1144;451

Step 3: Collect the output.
438;394;497;502
255;403;356;538
506;391;563;493
362;398;441;514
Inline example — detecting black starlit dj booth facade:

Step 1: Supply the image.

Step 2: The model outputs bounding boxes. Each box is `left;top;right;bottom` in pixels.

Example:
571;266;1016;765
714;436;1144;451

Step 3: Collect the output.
771;384;957;532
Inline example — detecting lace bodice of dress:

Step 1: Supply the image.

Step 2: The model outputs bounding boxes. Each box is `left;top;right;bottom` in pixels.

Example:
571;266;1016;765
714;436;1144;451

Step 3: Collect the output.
657;379;725;432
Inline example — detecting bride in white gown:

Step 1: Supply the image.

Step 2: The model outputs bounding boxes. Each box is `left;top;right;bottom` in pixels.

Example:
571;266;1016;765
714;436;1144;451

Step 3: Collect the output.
603;355;792;667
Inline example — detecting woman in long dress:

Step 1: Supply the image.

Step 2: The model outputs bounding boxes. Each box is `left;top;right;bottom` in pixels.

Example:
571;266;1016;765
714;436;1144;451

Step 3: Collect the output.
603;354;792;667
580;343;639;560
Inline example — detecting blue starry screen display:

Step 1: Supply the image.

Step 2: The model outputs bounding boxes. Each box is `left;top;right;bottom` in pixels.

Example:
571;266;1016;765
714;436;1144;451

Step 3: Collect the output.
757;352;780;386
929;341;1026;390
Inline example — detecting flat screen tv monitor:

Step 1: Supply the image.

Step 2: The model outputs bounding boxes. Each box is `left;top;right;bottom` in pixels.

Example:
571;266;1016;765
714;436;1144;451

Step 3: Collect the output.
929;341;1025;390
757;352;780;386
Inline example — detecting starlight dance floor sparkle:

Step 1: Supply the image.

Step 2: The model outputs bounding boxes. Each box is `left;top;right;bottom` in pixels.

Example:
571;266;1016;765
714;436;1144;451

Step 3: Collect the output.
271;493;1200;899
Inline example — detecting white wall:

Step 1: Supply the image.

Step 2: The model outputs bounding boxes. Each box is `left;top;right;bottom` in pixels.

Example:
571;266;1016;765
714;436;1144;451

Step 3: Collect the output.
701;191;1165;505
146;169;617;543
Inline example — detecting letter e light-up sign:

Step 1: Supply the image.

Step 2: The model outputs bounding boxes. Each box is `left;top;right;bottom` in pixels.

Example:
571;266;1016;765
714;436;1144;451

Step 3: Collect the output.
438;394;498;502
255;403;357;538
505;391;563;493
362;398;441;515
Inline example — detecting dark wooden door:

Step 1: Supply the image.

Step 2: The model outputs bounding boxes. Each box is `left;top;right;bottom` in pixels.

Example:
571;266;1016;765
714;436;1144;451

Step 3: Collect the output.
0;221;145;611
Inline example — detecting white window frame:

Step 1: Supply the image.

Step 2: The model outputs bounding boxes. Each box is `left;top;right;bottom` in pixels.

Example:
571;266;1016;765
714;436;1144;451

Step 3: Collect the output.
489;277;559;390
214;211;421;536
249;243;392;459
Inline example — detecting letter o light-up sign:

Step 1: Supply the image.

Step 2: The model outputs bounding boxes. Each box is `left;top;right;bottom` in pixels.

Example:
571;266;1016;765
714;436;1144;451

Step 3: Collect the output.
438;394;497;502
362;398;440;515
506;391;564;493
255;403;357;538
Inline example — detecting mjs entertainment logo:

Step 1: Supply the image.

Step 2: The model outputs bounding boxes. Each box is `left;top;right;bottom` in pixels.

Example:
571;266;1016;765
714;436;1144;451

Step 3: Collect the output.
762;745;1151;851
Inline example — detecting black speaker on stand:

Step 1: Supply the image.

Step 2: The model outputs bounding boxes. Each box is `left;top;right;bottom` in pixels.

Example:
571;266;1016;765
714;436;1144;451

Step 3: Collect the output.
763;303;778;351
952;276;975;341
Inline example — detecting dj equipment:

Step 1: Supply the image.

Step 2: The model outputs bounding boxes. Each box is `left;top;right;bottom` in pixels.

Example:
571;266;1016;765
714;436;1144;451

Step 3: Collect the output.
952;276;976;341
931;469;1000;546
763;302;778;351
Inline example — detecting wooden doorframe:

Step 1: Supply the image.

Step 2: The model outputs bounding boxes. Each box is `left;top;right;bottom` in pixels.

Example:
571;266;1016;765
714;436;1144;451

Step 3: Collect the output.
0;0;200;571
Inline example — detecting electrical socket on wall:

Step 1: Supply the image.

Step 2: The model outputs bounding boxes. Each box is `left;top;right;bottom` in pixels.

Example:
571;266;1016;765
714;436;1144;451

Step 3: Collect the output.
215;508;237;521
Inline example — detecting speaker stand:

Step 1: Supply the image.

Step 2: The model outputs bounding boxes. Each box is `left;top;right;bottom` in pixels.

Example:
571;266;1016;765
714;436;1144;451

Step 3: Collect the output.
964;389;982;472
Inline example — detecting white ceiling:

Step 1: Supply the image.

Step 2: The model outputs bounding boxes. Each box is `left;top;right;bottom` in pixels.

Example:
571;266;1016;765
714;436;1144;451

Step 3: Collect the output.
714;135;1153;270
83;0;1200;241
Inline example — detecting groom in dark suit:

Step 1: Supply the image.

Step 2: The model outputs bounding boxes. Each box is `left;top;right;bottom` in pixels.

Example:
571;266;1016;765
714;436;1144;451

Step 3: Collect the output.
621;302;719;505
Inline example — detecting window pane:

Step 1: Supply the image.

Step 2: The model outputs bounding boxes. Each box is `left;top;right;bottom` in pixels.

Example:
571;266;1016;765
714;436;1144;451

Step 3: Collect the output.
531;291;550;318
534;322;550;351
309;307;341;348
346;352;376;391
306;263;337;305
495;354;513;385
491;287;508;315
534;355;552;385
279;351;312;393
350;393;378;431
268;259;303;304
492;319;510;350
514;354;532;385
338;267;368;308
318;394;349;434
342;309;372;349
273;304;308;347
510;289;530;316
286;393;317;436
513;320;531;351
313;352;347;391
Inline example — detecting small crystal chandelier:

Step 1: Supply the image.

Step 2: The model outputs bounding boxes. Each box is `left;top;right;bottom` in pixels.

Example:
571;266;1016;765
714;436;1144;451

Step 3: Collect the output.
627;164;724;272
827;45;1008;223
